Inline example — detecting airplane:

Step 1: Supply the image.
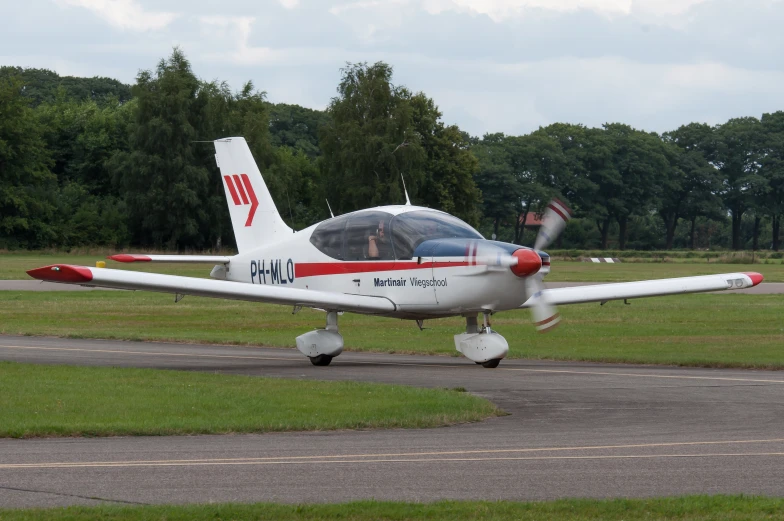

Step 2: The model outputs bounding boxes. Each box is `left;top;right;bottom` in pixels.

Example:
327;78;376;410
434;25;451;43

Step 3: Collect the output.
27;137;764;368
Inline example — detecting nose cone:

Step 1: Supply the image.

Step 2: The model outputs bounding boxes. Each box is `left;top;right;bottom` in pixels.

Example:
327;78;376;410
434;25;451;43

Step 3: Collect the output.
510;249;542;277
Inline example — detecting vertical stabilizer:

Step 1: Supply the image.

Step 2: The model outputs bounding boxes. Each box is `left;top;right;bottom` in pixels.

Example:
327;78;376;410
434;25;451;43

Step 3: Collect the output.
214;137;293;251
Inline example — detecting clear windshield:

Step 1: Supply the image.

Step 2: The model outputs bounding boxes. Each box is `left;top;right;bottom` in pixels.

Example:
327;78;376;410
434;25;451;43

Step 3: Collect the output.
391;211;483;260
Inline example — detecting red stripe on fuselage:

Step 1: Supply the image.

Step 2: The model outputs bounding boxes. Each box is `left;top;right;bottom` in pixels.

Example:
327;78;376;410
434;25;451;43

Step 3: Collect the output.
295;261;472;278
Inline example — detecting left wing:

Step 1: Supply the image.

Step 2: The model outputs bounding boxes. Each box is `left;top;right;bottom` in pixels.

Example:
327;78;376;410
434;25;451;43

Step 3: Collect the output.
27;265;395;314
523;272;763;308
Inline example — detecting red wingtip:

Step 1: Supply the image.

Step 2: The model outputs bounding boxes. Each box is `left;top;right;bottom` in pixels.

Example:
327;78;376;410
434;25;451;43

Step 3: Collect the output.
27;265;93;283
743;272;764;287
108;254;151;263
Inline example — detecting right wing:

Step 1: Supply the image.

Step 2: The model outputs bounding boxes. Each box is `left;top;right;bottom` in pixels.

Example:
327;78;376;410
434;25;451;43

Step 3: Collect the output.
108;254;231;264
27;265;395;314
524;272;763;307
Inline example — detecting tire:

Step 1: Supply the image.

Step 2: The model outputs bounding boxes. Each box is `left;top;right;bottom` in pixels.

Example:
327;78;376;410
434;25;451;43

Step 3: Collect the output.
481;358;501;368
309;354;333;366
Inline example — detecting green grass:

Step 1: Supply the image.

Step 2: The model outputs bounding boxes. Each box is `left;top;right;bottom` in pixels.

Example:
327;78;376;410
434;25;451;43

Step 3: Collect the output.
1;291;782;369
0;362;500;438
1;496;782;520
4;252;784;282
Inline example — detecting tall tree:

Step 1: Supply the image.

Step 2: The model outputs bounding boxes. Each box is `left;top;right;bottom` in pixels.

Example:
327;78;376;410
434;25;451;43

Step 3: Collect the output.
265;146;322;230
512;131;570;244
109;48;212;249
714;117;766;250
760;111;784;251
319;62;425;214
36;91;134;194
472;133;528;241
268;103;331;157
0;66;132;106
473;130;572;244
661;125;722;249
0;74;56;248
409;93;481;225
602;123;665;250
539;124;618;249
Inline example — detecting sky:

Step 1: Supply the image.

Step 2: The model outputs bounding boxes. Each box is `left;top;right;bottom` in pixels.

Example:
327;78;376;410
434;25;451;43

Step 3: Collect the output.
2;0;783;136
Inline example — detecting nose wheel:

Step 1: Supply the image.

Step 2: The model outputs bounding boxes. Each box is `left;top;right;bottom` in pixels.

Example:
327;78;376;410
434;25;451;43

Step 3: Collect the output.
309;354;333;366
456;313;509;368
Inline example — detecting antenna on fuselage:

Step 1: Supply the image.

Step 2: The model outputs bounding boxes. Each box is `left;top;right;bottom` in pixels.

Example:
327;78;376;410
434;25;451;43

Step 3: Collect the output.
392;141;412;206
326;199;335;218
400;173;411;206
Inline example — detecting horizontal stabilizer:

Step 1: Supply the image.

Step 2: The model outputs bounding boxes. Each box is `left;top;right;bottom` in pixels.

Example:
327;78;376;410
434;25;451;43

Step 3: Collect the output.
108;254;231;264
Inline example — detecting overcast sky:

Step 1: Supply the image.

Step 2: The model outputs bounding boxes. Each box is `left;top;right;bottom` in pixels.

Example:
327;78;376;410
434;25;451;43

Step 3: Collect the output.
2;0;783;136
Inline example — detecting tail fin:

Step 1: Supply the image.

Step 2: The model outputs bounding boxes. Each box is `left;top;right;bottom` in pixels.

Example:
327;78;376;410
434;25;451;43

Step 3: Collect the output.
214;137;293;252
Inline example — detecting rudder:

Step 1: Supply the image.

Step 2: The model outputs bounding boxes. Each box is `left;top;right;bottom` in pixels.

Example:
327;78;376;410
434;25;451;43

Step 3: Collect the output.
214;137;293;252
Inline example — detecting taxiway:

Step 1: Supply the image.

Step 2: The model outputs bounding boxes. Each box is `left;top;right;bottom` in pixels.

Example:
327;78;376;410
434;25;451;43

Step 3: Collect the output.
1;335;783;508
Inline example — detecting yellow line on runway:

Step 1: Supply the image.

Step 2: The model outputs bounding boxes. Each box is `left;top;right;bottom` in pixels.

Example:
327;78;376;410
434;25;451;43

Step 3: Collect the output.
3;439;784;470
3;343;784;384
3;452;784;470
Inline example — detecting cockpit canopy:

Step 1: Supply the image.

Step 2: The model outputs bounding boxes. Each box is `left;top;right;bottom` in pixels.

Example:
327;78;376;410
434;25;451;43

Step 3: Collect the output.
309;210;483;261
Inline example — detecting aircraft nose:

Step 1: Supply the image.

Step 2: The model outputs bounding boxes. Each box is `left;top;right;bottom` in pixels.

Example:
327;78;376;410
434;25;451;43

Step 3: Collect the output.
510;249;542;277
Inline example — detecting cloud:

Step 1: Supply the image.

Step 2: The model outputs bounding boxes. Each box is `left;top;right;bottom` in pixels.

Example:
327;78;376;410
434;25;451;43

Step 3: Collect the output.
56;0;178;31
3;0;780;137
198;15;338;66
334;0;715;22
421;57;784;135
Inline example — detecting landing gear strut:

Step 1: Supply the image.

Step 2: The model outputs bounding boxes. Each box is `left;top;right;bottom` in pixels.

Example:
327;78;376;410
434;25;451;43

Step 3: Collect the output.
454;312;509;368
296;311;344;366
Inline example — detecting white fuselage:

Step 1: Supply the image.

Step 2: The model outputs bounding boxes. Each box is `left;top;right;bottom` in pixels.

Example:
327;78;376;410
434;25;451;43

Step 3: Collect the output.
223;205;531;319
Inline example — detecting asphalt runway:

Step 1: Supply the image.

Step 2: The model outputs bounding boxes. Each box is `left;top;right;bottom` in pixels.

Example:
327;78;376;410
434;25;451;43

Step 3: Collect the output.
1;335;783;508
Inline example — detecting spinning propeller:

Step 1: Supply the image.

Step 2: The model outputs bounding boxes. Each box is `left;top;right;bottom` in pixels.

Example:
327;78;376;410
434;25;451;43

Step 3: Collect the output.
527;199;572;332
468;199;571;332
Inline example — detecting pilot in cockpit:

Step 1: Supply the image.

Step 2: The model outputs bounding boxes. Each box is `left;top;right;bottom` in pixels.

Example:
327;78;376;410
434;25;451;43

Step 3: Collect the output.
368;220;392;259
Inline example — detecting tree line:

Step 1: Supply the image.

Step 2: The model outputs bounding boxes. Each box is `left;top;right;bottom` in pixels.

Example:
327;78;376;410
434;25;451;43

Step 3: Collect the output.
1;49;782;252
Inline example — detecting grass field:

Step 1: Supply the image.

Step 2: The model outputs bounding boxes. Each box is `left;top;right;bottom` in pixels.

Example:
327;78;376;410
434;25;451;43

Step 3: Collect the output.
3;252;784;281
1;496;782;520
1;290;782;369
0;362;499;438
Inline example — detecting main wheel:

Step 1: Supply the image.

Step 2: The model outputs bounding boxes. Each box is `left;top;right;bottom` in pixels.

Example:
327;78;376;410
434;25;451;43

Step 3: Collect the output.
309;354;333;366
481;358;501;368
